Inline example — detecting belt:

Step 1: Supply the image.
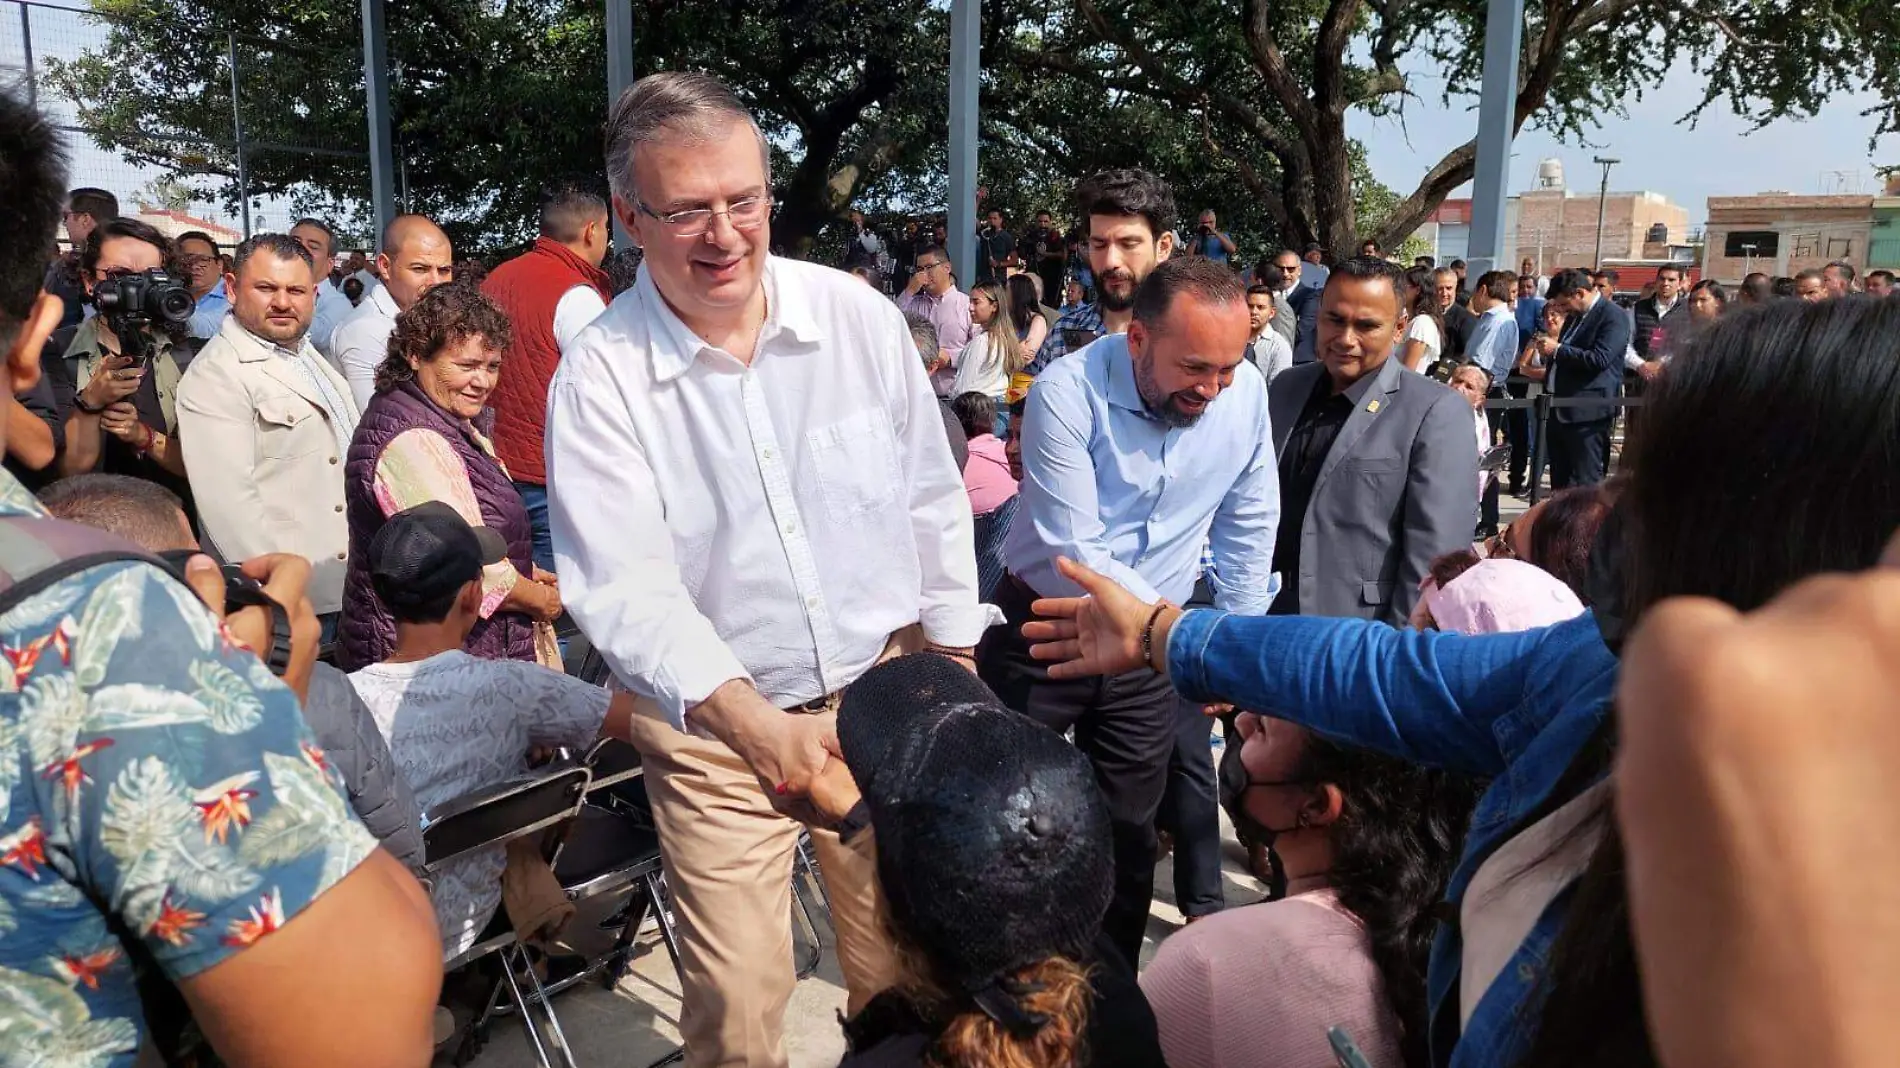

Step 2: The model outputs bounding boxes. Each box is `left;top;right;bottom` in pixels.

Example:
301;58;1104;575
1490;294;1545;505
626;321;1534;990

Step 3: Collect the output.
782;691;843;714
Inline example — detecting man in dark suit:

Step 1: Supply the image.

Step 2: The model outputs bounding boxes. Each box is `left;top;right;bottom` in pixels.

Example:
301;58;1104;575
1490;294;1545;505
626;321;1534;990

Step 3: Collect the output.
1267;257;1479;625
1531;267;1633;489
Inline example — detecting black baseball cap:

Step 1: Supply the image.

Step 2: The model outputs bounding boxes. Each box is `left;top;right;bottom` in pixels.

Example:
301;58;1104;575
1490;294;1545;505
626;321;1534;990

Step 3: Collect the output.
367;501;507;617
836;655;1112;1000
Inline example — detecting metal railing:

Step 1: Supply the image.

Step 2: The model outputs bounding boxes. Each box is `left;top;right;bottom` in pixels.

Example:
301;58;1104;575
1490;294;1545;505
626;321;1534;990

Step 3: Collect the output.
1482;381;1644;505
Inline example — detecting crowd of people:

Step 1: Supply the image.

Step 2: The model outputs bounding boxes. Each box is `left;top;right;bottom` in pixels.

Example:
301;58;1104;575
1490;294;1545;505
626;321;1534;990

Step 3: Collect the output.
4;64;1900;1068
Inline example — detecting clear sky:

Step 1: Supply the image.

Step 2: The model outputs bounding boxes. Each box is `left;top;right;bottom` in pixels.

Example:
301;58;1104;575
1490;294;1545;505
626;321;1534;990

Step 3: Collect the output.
1351;62;1898;231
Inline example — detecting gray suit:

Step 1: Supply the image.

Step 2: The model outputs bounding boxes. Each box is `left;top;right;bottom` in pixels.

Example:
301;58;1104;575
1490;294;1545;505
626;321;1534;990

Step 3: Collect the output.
1268;356;1479;624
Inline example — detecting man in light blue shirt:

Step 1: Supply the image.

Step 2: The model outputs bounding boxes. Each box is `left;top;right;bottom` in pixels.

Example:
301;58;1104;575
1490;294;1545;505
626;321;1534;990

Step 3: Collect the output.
1467;269;1521;384
978;256;1279;965
177;230;229;342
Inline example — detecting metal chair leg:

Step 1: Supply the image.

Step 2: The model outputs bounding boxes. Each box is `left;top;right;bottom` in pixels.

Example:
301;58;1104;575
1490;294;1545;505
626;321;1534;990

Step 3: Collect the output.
499;947;555;1068
645;871;684;973
518;944;580;1068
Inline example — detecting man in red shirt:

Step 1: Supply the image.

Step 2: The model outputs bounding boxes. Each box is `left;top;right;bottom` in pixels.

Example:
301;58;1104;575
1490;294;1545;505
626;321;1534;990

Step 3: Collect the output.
481;179;612;570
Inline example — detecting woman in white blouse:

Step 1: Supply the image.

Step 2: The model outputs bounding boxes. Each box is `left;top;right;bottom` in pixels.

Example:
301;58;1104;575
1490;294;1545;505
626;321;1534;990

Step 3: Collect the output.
1399;266;1446;372
949;281;1023;403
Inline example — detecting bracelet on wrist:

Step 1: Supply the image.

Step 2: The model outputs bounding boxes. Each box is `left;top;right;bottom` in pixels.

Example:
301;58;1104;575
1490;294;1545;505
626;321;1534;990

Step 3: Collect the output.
1140;602;1174;674
73;391;108;415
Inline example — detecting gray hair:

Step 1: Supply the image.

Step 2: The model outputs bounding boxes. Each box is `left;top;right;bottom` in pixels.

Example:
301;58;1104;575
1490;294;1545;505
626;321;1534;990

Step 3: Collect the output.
605;72;770;206
905;312;939;365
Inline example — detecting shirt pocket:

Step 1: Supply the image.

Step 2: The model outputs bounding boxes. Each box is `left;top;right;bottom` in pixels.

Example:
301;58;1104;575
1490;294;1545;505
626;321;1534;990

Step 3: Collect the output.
257;395;321;461
806;409;899;520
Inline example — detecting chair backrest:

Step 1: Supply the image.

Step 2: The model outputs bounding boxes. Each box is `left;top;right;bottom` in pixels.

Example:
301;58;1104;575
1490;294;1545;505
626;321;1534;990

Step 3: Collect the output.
582;737;643;793
420;766;590;877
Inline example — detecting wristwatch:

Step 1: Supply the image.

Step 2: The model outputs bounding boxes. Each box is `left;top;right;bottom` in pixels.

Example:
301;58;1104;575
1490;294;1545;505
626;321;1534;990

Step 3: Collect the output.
72;390;108;415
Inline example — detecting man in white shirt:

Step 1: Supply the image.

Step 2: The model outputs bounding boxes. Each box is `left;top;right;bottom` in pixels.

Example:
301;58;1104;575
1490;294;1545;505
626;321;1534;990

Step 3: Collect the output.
545;71;997;1067
289;217;356;359
1244;282;1294;382
329;215;453;409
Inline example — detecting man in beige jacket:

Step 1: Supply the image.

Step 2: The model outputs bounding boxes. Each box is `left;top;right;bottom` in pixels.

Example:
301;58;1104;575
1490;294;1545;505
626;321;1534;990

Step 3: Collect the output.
178;233;361;637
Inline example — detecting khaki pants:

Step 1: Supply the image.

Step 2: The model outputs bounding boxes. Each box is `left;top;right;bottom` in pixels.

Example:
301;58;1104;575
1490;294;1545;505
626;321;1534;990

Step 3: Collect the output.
622;629;919;1067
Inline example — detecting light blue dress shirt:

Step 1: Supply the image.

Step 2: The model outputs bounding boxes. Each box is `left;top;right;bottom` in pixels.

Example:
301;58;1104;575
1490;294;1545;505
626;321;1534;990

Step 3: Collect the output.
188;288;229;339
1004;332;1281;614
1467;301;1520;382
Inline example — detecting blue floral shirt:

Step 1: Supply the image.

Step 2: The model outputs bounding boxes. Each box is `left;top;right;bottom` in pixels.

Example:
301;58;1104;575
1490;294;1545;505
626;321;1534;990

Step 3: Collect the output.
0;469;376;1065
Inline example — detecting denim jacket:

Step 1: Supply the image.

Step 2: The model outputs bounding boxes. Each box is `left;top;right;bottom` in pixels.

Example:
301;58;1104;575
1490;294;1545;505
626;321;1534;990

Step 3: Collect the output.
1167;609;1618;1068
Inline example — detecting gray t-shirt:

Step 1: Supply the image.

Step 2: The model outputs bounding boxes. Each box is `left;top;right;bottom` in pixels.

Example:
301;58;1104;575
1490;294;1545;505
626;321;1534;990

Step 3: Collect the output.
349;651;610;958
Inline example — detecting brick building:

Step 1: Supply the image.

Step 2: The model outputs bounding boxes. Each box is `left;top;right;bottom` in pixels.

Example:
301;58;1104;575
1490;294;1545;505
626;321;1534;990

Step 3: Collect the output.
1411;158;1689;276
1703;194;1874;282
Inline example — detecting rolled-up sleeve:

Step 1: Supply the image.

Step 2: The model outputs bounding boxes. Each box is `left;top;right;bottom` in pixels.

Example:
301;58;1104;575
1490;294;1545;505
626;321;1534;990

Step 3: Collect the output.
545;365;749;730
889;305;1003;646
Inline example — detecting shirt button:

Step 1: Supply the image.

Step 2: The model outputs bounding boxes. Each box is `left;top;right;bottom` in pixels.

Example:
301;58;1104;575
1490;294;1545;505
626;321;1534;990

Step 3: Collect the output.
329;456;339;465
1517;961;1537;983
805;595;820;609
761;447;775;461
783;521;797;535
334;504;343;513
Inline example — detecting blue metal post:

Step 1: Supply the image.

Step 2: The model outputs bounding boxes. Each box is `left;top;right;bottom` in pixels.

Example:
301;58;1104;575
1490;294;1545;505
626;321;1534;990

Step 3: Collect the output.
360;0;397;246
948;0;978;287
1464;0;1523;278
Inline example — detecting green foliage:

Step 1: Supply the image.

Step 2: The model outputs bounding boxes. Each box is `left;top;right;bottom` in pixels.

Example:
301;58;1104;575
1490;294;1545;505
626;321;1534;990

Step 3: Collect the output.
42;0;1899;259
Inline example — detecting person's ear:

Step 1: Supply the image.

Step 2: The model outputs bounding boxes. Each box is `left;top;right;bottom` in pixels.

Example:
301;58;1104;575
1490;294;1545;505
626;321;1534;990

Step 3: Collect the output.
1155;230;1175;261
458;579;483;616
1302;783;1345;831
7;292;60;394
610;196;644;252
1126;319;1146;359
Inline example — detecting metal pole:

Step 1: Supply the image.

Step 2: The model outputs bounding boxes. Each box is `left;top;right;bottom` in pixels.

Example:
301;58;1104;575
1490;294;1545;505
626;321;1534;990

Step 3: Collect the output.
227;33;251;238
947;0;979;288
606;0;634;250
20;4;36;107
1464;0;1523;279
1591;156;1618;270
361;0;397;246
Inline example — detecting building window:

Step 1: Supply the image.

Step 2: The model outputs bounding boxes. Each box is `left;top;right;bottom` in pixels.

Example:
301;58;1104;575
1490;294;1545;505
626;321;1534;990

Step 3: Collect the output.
1723;230;1778;257
1827;237;1854;258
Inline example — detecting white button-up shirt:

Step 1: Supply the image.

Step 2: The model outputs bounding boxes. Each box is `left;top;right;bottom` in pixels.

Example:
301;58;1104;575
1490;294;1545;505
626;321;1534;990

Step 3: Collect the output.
330;282;400;410
545;256;1000;729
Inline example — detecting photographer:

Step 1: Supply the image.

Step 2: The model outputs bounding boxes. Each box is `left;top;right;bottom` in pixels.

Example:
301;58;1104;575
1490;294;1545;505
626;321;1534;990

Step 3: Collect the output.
41;217;192;492
1194;209;1237;266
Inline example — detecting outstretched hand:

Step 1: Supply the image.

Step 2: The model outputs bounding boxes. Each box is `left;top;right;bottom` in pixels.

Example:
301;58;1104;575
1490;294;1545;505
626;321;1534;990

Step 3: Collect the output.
1021;557;1177;680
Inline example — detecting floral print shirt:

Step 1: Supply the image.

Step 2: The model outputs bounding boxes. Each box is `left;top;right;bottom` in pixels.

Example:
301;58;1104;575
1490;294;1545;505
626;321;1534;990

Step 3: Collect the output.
0;468;377;1066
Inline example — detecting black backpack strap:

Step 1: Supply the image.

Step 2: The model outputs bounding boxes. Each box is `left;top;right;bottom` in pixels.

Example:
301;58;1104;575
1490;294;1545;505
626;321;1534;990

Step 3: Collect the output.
0;515;160;619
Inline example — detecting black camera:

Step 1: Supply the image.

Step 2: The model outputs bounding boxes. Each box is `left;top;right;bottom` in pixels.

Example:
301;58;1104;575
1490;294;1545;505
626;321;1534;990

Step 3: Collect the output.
94;268;194;361
155;551;296;675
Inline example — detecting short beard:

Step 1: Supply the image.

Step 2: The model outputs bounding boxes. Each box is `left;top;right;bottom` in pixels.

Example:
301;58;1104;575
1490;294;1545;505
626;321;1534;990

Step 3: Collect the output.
1134;353;1202;428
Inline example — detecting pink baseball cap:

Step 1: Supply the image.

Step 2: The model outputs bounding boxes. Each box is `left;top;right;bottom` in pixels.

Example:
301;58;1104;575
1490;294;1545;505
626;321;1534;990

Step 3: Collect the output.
1425;559;1585;636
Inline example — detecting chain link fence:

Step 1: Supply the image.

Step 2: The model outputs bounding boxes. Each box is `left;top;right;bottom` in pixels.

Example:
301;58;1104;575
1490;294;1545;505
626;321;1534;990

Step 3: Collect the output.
2;0;371;251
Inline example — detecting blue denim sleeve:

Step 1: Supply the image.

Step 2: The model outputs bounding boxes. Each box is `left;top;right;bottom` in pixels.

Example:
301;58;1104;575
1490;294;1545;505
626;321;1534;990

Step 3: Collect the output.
1166;608;1548;777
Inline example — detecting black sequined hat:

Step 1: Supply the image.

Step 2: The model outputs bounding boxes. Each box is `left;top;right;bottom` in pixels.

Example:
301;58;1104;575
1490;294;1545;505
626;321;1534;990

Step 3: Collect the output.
837;654;1113;1000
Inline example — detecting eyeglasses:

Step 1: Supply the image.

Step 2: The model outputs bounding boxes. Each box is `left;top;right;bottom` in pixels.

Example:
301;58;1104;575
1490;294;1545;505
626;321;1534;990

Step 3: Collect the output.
179;255;218;270
635;194;772;238
913;260;944;274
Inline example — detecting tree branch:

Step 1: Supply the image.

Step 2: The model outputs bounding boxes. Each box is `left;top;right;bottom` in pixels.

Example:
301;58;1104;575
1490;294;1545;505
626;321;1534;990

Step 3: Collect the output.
1313;0;1367;118
1240;0;1315;136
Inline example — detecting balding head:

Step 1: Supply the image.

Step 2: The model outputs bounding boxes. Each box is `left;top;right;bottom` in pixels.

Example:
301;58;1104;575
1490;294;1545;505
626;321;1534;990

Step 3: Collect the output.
377;215;453;312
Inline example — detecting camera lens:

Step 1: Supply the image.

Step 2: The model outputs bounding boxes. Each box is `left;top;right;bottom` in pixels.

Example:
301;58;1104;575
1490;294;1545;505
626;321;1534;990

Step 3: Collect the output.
155;285;195;324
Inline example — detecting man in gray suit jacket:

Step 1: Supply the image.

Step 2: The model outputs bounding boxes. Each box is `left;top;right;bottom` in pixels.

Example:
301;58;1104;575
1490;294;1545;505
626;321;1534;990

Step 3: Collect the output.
1266;257;1479;625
